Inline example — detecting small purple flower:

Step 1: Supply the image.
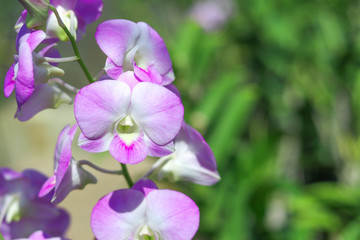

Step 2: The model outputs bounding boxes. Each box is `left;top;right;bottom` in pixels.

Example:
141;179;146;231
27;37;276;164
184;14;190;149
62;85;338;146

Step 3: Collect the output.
39;124;97;204
158;122;220;185
91;179;199;240
0;168;69;240
14;230;66;240
16;0;103;41
4;25;71;121
95;19;174;85
74;73;183;165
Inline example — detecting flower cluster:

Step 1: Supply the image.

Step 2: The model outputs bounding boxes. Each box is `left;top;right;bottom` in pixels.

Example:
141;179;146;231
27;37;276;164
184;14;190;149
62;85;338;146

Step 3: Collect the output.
2;0;220;239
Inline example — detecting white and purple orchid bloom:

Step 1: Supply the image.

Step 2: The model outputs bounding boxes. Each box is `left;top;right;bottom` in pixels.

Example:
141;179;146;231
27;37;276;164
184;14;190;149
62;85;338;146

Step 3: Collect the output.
39;124;97;204
157;122;220;185
4;25;72;121
91;179;199;240
75;73;183;165
0;168;70;240
14;231;66;240
95;19;175;85
16;0;103;41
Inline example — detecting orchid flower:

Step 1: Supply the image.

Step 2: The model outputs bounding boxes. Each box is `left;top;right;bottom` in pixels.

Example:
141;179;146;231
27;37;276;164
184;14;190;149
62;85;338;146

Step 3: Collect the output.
74;73;183;165
4;25;71;121
39;124;97;204
91;179;199;240
95;19;174;85
157;122;220;185
0;168;69;240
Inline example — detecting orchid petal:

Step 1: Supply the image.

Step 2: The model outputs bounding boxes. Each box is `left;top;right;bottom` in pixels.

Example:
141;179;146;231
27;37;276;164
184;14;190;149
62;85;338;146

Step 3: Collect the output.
78;132;113;153
144;136;175;157
91;189;146;240
95;20;140;67
130;82;183;145
109;134;147;164
146;190;199;240
74;80;131;139
4;64;16;98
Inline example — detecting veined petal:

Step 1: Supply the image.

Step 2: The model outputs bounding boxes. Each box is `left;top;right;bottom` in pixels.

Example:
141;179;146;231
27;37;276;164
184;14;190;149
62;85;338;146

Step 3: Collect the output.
78;132;113;153
130;83;184;146
4;64;16;98
95;20;140;67
74;80;131;139
16;43;34;108
109;134;147;165
91;189;146;240
146;190;199;240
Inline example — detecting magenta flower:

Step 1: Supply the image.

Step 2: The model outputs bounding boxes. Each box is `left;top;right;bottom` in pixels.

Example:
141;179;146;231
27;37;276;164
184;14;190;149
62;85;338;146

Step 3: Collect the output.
4;25;71;121
39;124;97;204
74;73;183;165
0;168;69;240
95;19;174;85
158;122;220;185
14;230;66;240
91;179;199;240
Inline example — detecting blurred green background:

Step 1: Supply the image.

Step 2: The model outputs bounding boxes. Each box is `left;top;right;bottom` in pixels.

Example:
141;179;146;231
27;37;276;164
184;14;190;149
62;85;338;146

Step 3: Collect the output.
2;0;360;239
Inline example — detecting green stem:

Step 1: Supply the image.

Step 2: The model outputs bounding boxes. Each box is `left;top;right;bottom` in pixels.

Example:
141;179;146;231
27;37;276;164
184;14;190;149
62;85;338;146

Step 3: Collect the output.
49;5;94;84
121;163;134;188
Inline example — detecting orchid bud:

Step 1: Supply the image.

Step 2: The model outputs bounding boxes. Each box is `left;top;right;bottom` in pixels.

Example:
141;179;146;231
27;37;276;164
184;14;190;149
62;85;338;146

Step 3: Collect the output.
18;0;49;30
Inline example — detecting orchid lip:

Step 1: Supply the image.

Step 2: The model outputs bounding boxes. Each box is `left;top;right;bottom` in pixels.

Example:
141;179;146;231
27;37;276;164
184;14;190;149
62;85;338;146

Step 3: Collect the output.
115;115;140;145
137;224;157;240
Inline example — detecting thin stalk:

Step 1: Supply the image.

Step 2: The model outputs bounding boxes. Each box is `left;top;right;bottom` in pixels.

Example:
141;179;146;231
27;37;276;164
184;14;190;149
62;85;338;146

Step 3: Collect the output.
121;163;134;188
78;160;123;175
49;5;94;84
48;78;79;94
42;56;79;63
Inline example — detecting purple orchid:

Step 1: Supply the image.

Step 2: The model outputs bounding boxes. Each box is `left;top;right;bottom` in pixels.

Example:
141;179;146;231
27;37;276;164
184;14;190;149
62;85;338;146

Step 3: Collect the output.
16;0;103;41
91;179;199;240
4;25;71;121
14;230;66;240
74;73;183;165
157;122;220;185
39;124;97;204
0;168;69;240
95;19;175;85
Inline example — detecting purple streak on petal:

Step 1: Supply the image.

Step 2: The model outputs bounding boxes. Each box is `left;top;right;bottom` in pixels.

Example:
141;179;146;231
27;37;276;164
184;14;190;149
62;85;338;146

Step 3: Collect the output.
133;62;151;83
15;10;27;33
15;43;34;109
117;71;140;90
165;84;181;99
144;136;175;157
38;175;56;198
146;190;199;240
4;64;15;98
95;19;140;67
109;134;147;164
132;179;158;197
74;80;131;139
130;82;184;145
146;65;163;85
78;132;112;153
91;189;146;240
15;84;71;122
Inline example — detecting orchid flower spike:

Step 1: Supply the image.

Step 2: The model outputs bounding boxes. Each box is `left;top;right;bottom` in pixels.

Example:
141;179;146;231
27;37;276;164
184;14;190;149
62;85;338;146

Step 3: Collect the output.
0;168;70;240
95;19;174;85
157;122;221;185
4;25;72;121
91;179;199;240
75;73;183;165
39;124;97;204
